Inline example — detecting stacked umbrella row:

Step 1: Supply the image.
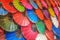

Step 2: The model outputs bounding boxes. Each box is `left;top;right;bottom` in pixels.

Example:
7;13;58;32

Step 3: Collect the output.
0;0;60;40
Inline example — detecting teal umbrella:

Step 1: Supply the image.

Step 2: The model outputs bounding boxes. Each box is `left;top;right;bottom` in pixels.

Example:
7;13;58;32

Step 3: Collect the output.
36;20;45;34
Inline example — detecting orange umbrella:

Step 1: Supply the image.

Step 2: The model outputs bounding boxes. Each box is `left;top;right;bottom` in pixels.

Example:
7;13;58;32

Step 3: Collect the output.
49;0;56;7
44;19;52;31
34;0;43;9
35;9;45;20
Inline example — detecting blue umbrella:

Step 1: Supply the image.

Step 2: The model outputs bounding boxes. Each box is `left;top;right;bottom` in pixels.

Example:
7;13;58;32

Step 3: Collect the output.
0;8;8;15
52;25;60;37
5;31;25;40
29;0;38;9
26;9;39;23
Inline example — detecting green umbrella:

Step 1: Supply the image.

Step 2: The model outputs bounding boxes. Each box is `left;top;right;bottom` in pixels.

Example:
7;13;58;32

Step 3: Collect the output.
0;16;18;32
36;20;45;34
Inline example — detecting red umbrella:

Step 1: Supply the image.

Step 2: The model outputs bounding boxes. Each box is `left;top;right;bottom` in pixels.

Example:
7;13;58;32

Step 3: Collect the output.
45;30;54;40
13;12;30;26
20;0;33;9
0;28;5;40
1;0;17;13
21;23;38;40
